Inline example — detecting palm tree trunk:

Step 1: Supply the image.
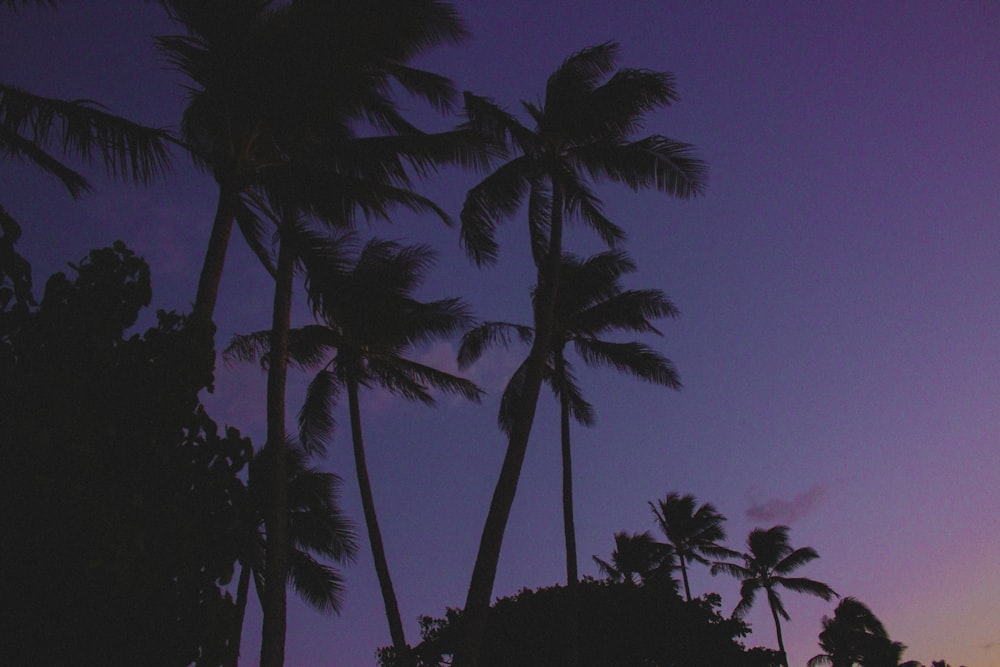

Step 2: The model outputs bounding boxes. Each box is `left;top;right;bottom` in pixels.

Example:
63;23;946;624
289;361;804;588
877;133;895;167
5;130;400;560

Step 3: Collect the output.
679;557;691;601
259;236;294;667
557;352;580;667
192;183;239;327
346;378;412;667
455;184;566;667
228;563;252;667
558;354;578;584
769;596;788;667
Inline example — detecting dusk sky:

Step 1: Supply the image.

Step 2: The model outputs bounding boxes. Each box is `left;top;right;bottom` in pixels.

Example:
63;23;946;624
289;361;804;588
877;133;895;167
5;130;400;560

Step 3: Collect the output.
3;2;999;667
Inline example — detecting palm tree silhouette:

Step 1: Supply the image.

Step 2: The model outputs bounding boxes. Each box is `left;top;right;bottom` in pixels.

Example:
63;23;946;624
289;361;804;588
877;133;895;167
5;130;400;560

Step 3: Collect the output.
649;492;737;601
159;6;476;663
712;525;837;667
592;530;675;587
808;597;890;667
455;42;705;667
155;0;469;326
228;444;357;667
227;238;482;666
2;4;171;220
459;250;680;585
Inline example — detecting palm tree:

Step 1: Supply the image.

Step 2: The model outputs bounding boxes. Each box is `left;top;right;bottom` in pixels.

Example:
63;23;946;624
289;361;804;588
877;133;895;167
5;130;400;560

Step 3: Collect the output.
226;238;483;666
2;4;172;221
649;492;737;601
158;6;480;664
592;531;675;587
459;250;680;585
155;0;469;326
455;42;705;667
808;597;890;667
712;525;837;667
228;444;358;667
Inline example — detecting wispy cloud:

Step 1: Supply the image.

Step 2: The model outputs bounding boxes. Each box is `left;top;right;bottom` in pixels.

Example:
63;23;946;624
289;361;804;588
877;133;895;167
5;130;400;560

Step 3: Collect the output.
745;484;827;524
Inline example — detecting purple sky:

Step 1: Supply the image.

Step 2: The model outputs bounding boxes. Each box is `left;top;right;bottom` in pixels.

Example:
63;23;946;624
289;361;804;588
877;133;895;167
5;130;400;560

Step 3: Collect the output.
4;2;1000;666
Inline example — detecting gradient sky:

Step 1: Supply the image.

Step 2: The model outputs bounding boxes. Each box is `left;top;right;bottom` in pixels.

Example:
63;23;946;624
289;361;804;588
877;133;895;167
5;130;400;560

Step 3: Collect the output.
3;2;1000;667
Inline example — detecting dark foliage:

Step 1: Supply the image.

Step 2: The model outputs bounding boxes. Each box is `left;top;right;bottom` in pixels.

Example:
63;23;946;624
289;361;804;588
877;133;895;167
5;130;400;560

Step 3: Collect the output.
383;580;780;667
0;242;252;667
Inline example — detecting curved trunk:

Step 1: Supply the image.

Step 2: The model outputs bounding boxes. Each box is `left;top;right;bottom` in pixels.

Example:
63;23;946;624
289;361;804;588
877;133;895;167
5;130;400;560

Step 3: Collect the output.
768;592;788;667
258;236;295;667
228;563;252;667
346;377;411;667
193;183;240;327
455;184;566;667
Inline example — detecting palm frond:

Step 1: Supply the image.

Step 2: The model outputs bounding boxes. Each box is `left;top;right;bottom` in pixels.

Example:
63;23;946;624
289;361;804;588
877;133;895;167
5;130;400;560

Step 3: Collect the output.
575;135;707;199
571;288;677;336
462;91;536;155
457;321;533;369
574;339;681;388
288;550;347;615
224;330;272;368
0;122;91;197
556;167;626;248
297;369;341;456
460;155;534;265
578;68;679;141
733;578;761;617
775;576;836;601
369;355;483;403
0;84;172;188
774;546;821;574
550;358;596;426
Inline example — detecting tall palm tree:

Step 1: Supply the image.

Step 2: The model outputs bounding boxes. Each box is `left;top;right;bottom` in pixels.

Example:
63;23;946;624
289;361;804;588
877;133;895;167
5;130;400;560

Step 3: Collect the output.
712;525;837;667
649;492;737;601
155;0;469;326
592;531;675;587
159;6;480;664
459;250;680;585
2;3;172;220
226;238;483;667
228;444;358;667
454;42;705;667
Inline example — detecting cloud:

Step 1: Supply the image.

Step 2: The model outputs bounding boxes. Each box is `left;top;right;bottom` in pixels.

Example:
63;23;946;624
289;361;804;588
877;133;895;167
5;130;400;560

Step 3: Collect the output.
745;484;827;524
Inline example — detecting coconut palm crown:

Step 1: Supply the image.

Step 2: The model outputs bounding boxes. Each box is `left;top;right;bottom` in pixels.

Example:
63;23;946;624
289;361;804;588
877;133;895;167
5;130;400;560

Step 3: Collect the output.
649;492;738;601
712;525;837;667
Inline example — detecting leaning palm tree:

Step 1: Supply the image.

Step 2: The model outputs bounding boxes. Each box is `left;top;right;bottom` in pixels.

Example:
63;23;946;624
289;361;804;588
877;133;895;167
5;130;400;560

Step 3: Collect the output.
459;250;680;585
592;530;674;587
712;526;837;667
808;597;890;667
649;492;737;601
227;238;483;667
228;443;358;667
455;42;705;667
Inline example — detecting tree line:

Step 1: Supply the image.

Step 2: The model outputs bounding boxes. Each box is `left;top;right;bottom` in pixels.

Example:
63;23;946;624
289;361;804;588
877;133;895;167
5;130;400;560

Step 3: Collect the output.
0;2;959;667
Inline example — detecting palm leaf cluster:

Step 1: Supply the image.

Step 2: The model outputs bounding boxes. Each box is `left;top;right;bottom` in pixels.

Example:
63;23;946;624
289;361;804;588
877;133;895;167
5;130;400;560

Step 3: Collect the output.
650;492;737;601
1;2;172;220
809;597;920;667
712;525;837;666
